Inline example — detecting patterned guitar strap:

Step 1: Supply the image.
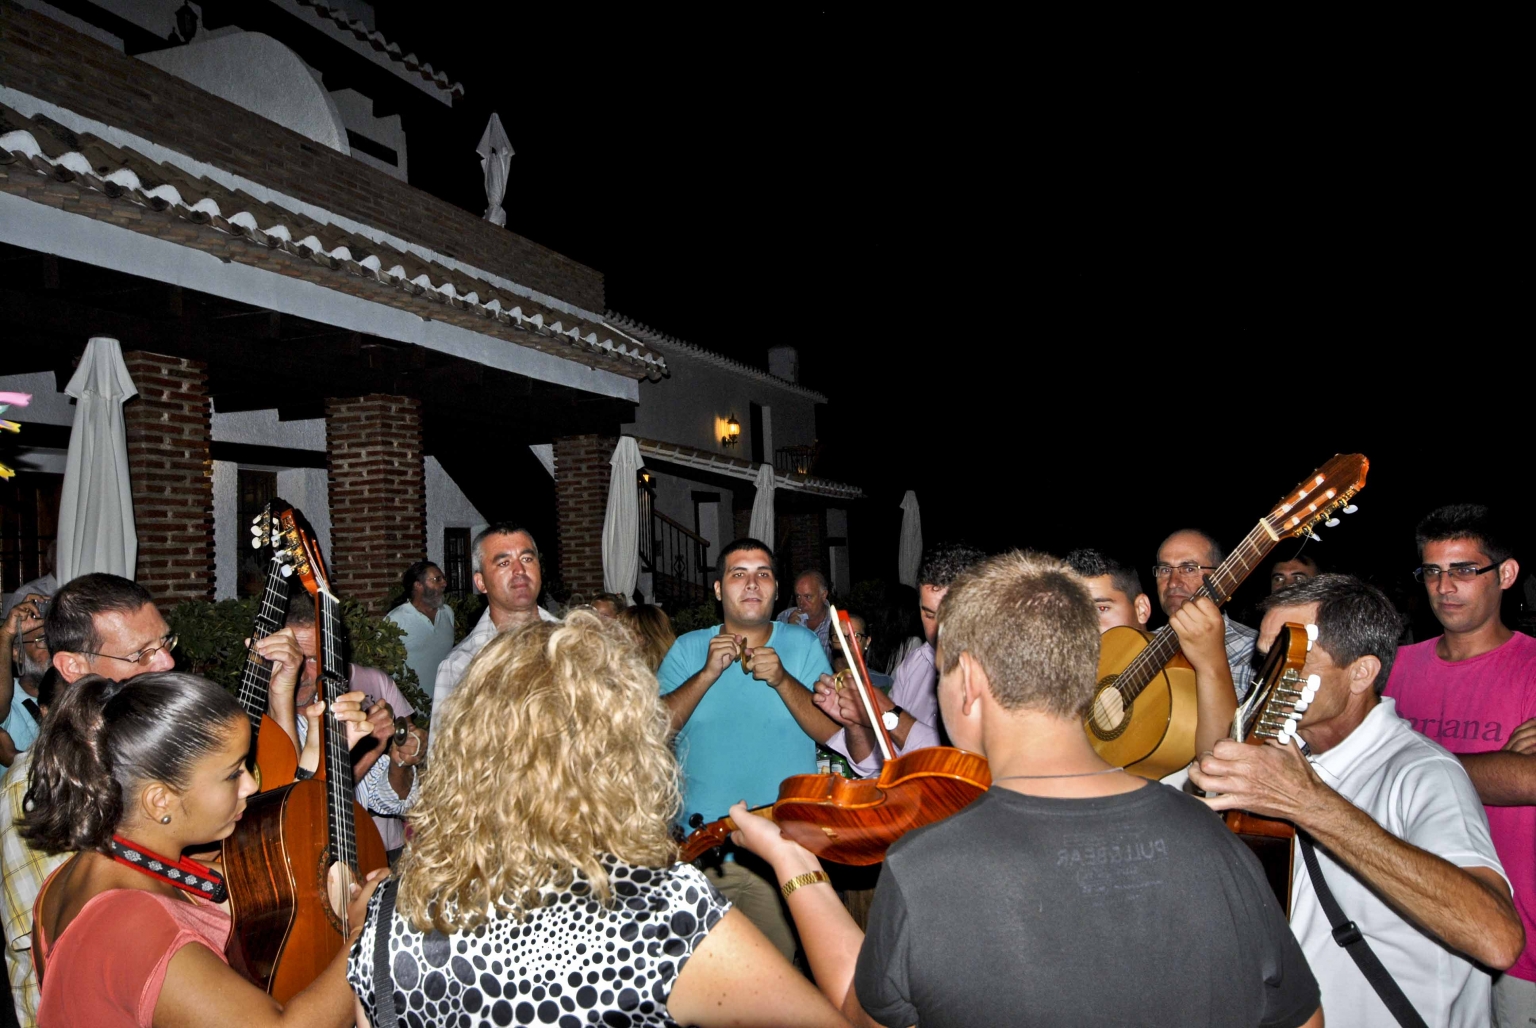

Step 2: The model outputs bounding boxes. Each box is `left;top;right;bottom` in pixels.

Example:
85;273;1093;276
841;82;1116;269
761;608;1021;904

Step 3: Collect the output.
371;877;400;1028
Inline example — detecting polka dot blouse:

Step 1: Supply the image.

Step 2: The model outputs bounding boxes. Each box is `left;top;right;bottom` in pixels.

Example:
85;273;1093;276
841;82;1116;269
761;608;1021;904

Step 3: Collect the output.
347;859;732;1028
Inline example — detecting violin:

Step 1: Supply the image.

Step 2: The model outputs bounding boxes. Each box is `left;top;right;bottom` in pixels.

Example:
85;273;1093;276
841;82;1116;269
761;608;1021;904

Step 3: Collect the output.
678;606;990;866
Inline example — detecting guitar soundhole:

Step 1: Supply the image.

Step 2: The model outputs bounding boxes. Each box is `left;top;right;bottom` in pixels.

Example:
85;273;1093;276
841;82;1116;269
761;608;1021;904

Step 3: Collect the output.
314;847;347;938
1088;677;1131;740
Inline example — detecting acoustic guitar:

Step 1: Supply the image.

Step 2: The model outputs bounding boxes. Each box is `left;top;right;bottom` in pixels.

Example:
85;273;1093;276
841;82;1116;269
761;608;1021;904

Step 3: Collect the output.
1084;453;1368;778
223;522;390;1003
679;607;990;866
1224;622;1313;916
239;502;303;792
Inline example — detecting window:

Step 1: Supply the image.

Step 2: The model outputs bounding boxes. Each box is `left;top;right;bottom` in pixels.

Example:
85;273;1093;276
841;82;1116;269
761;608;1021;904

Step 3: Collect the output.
444;528;471;598
236;469;278;598
0;473;61;594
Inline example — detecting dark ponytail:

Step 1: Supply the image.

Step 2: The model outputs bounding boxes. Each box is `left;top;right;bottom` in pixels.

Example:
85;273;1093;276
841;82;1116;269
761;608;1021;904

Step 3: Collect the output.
21;672;245;854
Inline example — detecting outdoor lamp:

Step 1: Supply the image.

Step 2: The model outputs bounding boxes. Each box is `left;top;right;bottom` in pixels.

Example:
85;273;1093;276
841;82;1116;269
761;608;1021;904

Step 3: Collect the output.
722;414;741;447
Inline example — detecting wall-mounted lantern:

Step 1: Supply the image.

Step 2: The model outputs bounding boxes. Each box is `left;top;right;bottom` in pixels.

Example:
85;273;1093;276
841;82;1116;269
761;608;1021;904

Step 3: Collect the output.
721;413;741;448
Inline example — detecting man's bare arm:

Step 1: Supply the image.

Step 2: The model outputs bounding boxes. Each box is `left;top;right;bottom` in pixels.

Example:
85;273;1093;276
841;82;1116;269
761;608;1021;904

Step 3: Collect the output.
1457;751;1536;806
775;676;842;744
662;633;740;734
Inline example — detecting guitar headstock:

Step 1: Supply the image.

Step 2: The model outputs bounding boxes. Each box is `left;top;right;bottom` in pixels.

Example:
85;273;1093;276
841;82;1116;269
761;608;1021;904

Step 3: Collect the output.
1263;454;1369;541
250;501;307;580
278;509;332;601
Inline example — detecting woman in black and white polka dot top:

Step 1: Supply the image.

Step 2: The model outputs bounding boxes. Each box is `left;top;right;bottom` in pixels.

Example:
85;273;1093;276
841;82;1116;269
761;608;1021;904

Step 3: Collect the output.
346;610;849;1028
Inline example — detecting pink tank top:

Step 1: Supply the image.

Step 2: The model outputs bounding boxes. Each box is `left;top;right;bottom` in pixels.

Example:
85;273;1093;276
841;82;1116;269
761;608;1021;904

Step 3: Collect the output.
33;872;232;1028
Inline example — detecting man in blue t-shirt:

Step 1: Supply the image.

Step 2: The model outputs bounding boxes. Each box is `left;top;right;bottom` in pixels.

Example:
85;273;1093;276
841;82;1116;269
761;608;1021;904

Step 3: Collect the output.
658;537;840;960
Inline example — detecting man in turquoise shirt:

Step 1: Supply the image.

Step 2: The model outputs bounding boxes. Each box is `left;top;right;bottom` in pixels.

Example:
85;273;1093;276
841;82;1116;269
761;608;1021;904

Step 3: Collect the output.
658;537;840;960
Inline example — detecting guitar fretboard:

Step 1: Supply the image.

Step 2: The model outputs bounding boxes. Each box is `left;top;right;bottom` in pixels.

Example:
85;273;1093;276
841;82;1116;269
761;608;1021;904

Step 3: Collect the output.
234;563;293;724
318;591;359;877
1114;519;1277;705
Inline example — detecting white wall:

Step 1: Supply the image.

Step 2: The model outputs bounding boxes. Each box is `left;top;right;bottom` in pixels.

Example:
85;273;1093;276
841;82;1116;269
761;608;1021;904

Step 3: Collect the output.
211;409;326;450
624;348;819;459
0;372;73;426
329;88;407;181
425;456;485;567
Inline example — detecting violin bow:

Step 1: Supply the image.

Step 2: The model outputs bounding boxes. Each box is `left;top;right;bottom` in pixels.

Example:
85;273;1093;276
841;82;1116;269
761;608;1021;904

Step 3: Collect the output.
829;605;897;763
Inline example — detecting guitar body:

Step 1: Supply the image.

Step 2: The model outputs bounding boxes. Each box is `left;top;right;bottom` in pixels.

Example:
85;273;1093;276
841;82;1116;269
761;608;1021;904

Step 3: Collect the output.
252;713;299;792
222;778;389;1003
1085;627;1198;779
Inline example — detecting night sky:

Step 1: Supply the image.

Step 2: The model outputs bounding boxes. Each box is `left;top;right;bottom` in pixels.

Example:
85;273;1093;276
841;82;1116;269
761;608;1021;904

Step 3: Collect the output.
377;8;1527;624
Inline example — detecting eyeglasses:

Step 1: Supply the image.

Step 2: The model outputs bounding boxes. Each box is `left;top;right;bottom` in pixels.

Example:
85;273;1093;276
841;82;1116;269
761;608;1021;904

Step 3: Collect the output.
1413;561;1503;583
1152;563;1218;579
79;633;178;666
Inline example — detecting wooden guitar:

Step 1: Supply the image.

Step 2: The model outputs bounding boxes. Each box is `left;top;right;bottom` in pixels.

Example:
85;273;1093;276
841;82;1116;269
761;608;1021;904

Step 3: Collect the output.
239;502;303;792
223;524;390;1003
1084;453;1368;778
679;607;990;866
1224;622;1313;917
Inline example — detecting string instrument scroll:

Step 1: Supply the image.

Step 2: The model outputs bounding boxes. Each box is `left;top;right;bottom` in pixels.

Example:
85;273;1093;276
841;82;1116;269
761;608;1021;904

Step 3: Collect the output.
678;606;990;866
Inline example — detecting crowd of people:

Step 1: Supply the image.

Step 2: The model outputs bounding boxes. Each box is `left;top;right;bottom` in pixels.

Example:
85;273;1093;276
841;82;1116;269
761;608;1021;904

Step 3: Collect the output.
0;502;1529;1027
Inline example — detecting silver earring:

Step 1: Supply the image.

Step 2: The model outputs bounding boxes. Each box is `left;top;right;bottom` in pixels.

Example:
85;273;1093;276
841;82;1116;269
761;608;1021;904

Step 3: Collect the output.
160;815;171;824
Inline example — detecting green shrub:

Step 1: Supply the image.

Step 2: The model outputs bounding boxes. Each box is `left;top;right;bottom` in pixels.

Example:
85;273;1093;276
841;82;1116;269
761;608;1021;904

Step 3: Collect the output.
670;601;720;635
445;592;486;643
168;597;433;726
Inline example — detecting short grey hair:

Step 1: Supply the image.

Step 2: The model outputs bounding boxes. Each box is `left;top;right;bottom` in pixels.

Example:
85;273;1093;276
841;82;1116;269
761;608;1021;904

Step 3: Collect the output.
796;570;828;593
472;522;539;574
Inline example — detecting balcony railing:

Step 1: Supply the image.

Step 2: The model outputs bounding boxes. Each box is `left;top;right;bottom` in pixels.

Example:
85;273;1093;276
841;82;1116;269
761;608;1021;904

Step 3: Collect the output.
774;444;820;476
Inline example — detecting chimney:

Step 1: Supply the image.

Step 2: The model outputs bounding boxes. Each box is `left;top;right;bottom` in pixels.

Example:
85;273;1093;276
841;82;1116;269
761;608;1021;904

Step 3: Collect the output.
767;346;799;384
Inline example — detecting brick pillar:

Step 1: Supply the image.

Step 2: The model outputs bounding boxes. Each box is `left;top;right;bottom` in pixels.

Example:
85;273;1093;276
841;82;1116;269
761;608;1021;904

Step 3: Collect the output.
788;509;827;587
325;395;425;611
553;434;611;599
122;351;214;606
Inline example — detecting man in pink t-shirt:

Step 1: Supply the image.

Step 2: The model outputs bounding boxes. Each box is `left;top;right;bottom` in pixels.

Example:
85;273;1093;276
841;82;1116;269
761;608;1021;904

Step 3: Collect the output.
1385;503;1536;1028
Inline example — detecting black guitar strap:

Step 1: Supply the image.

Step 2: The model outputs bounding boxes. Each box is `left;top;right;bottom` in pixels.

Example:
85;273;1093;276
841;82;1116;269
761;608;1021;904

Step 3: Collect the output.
1297;832;1428;1028
371;877;400;1028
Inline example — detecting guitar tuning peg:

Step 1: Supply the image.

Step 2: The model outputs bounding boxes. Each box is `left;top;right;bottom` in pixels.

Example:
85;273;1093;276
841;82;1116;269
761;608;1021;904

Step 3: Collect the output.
1343;504;1358;514
249;524;262;535
280;565;293;577
249;537;261;549
1325;517;1341;528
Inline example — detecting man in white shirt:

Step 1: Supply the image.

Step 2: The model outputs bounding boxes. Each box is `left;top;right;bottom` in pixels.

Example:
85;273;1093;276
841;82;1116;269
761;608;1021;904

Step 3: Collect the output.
431;523;557;722
1192;574;1523;1028
385;561;456;693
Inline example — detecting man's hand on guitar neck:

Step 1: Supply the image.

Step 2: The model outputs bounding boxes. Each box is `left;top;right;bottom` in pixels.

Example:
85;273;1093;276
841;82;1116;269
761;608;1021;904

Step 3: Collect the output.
1191;736;1525;971
252;629;306;756
1167;597;1240;759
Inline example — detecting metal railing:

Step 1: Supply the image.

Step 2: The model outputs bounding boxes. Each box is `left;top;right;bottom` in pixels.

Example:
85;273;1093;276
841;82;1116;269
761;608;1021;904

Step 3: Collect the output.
638;491;710;610
774;444;819;476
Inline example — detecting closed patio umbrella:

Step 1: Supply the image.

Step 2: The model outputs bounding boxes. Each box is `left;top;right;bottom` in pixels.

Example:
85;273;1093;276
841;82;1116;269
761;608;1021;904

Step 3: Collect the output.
602;437;642;597
897;490;922;588
748;463;776;546
56;337;138;584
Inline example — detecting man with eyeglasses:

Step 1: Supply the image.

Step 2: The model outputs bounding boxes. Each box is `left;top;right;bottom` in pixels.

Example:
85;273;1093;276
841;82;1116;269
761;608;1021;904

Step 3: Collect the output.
1154;529;1259;701
1384;504;1536;1027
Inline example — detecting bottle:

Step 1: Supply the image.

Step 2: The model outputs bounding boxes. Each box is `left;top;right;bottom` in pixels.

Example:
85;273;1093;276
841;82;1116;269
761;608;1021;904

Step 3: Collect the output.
817;745;854;778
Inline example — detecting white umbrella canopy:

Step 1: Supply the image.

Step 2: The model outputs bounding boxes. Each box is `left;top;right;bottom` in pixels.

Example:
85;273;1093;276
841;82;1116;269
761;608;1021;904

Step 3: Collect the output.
602;437;642;597
897;490;922;588
748;463;777;546
477;113;512;227
57;337;138;584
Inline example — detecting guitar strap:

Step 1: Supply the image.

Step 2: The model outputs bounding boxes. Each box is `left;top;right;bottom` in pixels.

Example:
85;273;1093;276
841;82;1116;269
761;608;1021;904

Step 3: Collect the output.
1296;832;1428;1028
371;877;401;1028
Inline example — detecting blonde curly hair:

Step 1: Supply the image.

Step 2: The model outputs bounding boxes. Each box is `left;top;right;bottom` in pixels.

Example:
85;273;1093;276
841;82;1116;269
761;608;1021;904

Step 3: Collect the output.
397;609;680;933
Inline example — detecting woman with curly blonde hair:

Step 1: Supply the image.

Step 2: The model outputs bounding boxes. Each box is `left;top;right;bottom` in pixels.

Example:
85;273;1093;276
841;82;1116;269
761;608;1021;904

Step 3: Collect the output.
346;610;847;1028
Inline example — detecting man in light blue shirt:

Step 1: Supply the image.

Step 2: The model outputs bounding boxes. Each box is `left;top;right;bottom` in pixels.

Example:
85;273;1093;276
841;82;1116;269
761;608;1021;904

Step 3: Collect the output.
658;538;841;961
0;595;49;766
385;561;456;695
774;569;833;658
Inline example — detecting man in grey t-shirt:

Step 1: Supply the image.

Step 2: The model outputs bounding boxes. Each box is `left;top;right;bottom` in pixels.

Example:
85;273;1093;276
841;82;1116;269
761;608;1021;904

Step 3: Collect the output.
731;550;1321;1028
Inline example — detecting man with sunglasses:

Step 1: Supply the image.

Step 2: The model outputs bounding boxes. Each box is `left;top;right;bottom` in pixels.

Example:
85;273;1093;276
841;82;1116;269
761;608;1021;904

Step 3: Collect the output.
1385;504;1536;1028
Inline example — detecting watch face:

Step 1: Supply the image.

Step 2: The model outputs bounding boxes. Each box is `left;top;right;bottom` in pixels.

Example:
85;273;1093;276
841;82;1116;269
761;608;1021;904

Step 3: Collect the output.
882;710;900;730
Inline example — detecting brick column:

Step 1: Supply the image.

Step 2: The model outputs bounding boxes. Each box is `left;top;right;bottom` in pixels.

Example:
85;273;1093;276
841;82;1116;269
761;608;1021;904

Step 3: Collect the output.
553;434;611;599
122;351;214;606
325;395;425;611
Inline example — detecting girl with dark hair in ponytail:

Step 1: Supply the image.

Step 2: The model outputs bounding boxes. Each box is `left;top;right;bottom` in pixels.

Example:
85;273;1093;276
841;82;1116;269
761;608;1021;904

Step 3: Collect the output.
22;672;385;1028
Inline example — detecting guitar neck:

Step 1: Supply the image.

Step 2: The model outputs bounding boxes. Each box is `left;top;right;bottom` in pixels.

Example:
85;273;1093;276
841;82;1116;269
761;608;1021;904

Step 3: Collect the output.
317;591;359;875
235;564;293;722
1115;521;1277;704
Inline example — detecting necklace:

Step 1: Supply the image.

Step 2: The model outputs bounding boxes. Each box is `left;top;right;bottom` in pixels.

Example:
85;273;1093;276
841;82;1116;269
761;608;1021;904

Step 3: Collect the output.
993;767;1126;781
108;835;228;903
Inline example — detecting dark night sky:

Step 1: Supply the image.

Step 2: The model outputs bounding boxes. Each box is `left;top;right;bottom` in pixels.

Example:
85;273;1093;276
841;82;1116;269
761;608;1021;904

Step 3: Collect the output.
374;8;1528;620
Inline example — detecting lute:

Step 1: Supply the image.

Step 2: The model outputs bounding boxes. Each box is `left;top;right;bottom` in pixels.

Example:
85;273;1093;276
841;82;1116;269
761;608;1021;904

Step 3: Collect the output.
1223;622;1313;916
223;523;389;1002
1085;453;1368;777
678;606;990;866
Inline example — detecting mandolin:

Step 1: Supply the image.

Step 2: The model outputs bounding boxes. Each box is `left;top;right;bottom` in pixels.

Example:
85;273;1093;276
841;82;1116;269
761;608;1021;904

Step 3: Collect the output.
678;606;990;866
1085;453;1368;778
239;503;303;792
1223;622;1313;917
223;523;389;1003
